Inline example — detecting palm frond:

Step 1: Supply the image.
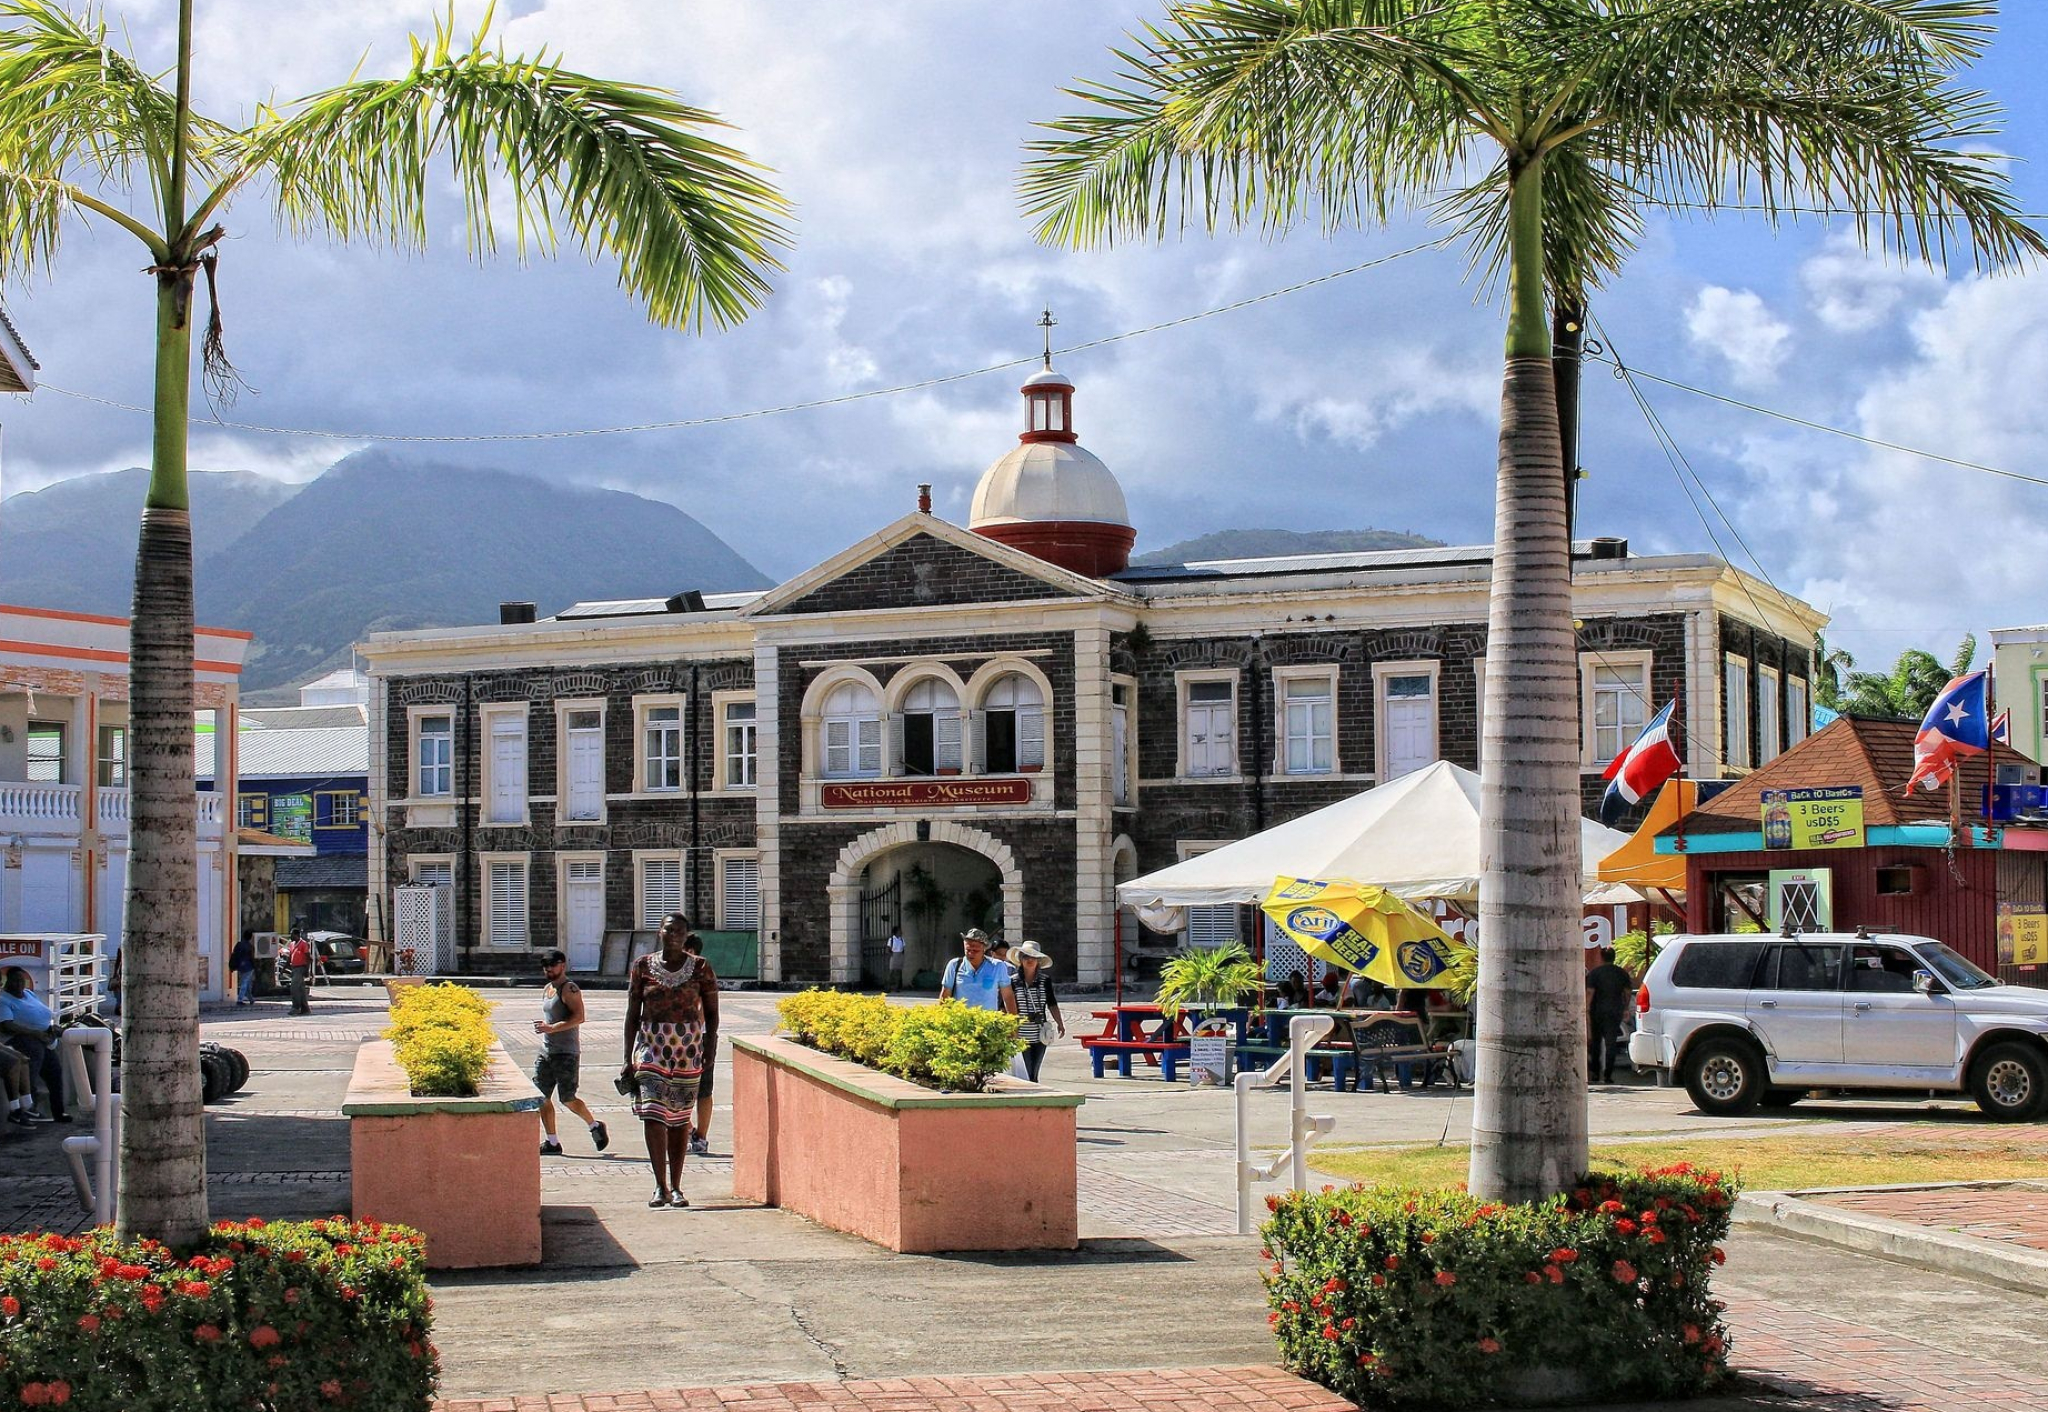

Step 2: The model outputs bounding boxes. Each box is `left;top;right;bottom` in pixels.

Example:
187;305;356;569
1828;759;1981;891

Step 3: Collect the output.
231;14;789;330
0;165;76;274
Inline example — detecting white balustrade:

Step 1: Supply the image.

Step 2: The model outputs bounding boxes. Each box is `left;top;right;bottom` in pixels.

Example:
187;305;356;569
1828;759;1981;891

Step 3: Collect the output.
94;787;131;834
0;781;83;830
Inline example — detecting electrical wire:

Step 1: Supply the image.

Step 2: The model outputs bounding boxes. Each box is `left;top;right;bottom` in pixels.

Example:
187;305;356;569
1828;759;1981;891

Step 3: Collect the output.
33;236;1456;444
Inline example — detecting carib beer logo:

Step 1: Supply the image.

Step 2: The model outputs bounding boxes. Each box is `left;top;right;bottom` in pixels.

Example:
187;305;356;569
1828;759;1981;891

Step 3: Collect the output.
1285;906;1343;938
1396;940;1447;983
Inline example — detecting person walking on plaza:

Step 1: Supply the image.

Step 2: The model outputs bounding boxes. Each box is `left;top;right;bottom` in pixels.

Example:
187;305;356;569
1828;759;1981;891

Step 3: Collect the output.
1;967;69;1123
1585;946;1635;1085
285;926;314;1016
939;929;1015;1014
683;934;716;1156
1010;941;1065;1082
230;931;258;1007
622;914;718;1208
534;949;609;1156
886;926;905;990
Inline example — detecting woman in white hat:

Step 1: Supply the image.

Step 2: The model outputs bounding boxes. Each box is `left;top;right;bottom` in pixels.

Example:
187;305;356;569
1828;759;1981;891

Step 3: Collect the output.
1010;941;1065;1082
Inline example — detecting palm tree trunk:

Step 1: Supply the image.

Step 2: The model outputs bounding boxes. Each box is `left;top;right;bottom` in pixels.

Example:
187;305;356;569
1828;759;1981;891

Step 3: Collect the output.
1469;155;1589;1204
118;265;208;1246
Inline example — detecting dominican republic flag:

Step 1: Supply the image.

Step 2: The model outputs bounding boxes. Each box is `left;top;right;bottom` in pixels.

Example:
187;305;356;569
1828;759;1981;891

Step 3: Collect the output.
1905;670;1989;793
1992;707;2011;746
1600;699;1682;825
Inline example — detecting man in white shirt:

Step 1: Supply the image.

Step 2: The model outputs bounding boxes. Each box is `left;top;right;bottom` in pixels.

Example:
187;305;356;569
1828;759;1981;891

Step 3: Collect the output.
886;928;905;990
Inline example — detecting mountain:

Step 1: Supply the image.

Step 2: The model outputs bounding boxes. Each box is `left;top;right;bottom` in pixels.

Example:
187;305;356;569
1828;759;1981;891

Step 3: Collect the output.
2;450;772;699
0;468;300;611
1133;527;1444;565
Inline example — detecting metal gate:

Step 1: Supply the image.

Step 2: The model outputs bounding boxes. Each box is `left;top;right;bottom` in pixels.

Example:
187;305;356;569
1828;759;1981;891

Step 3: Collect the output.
860;873;901;986
392;884;454;975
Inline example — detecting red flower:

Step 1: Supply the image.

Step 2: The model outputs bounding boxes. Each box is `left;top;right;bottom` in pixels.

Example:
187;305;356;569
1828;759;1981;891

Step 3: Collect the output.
1549;1248;1578;1264
1268;1312;1280;1326
1357;1354;1378;1369
195;1323;223;1343
1370;1274;1386;1288
1523;1272;1541;1285
1419;1231;1436;1245
1646;1228;1668;1245
1324;1277;1348;1293
1683;1324;1702;1346
1265;1195;1281;1212
250;1324;282;1349
1;1295;19;1317
76;1315;100;1334
1544;1265;1565;1285
286;1251;307;1264
1340;1317;1356;1330
1615;1218;1638;1236
1704;1334;1725;1355
1612;1260;1638;1284
1478;1337;1502;1355
1433;1271;1457;1287
179;1280;212;1299
1335;1210;1353;1227
36;1257;57;1272
1598;1199;1625;1214
1711;1247;1727;1266
321;1379;344;1400
1384;1256;1400;1271
1283;1301;1299;1314
285;1288;302;1306
1322;1326;1340;1341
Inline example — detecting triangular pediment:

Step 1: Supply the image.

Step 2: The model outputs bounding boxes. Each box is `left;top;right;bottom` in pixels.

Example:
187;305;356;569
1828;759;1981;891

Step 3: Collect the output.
748;514;1122;617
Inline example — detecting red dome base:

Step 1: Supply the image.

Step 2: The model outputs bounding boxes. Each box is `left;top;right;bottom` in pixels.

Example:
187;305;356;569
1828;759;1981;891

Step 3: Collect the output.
975;520;1136;578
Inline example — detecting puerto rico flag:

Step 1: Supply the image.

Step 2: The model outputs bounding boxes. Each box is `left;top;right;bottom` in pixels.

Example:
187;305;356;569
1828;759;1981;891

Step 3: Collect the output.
1600;699;1682;825
1905;671;1989;793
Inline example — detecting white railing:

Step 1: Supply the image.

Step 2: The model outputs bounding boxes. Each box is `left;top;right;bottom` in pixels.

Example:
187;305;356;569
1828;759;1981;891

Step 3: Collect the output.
0;781;83;828
1235;1013;1338;1234
95;787;130;833
196;791;225;837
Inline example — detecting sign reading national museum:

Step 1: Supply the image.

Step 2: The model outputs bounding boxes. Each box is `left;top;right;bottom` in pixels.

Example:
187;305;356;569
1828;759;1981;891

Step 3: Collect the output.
820;778;1035;809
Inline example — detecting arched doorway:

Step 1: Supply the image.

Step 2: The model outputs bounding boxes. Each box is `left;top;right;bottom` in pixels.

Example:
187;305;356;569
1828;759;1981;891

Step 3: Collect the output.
827;821;1023;985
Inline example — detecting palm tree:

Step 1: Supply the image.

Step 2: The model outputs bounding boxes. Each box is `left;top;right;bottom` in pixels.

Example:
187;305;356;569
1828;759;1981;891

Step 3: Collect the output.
1840;634;1977;718
1023;0;2040;1202
1811;631;1856;712
0;0;789;1244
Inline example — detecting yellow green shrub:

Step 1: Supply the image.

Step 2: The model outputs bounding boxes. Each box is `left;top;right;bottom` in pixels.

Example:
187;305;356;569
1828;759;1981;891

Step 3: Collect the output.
775;990;1020;1092
384;983;497;1097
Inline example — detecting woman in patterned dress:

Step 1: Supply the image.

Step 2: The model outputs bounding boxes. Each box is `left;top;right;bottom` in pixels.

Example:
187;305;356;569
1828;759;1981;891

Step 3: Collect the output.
621;913;719;1207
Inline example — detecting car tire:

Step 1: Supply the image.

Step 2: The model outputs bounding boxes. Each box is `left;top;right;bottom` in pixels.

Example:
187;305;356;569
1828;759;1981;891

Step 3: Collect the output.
1759;1087;1804;1109
1682;1037;1765;1116
1969;1041;2047;1122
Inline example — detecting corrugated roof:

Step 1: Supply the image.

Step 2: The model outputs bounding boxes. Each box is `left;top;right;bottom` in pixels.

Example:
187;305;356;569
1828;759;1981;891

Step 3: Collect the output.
276;855;367;890
1666;716;2036;837
552;590;764;621
242;705;367;730
200;724;367;780
1112;540;1648;586
0;299;37;395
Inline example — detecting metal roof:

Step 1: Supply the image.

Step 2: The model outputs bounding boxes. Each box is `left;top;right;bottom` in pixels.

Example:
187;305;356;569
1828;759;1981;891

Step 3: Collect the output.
1112;540;1591;583
199;724;368;780
552;590;765;622
0;300;36;395
242;704;368;730
276;855;368;890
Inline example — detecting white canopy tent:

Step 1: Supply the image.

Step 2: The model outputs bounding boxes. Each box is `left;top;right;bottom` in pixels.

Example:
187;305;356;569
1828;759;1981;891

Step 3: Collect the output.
1118;760;1635;930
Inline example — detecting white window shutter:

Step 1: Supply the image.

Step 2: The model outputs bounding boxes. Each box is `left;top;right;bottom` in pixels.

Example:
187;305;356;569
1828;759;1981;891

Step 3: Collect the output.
488;862;528;946
887;711;906;775
857;716;883;775
825;718;851;776
937;710;963;772
723;856;761;929
1186;903;1235;950
641;857;682;929
1112;706;1129;803
1019;706;1045;769
968;710;986;773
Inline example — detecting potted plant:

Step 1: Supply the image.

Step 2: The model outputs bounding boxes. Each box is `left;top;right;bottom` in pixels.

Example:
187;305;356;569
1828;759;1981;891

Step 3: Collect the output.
1155;939;1263;1018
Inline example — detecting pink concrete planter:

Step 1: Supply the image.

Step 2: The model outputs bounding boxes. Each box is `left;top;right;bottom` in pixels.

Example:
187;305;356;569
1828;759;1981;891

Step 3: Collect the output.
732;1033;1082;1253
342;1039;542;1269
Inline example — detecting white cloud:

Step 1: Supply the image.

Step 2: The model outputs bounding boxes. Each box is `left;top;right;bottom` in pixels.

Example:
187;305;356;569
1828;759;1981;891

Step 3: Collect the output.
1799;236;1945;333
1684;286;1793;387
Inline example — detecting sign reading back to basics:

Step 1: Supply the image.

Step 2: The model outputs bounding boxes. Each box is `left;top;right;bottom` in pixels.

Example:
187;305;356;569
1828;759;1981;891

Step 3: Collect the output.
1761;786;1864;850
1998;903;2048;966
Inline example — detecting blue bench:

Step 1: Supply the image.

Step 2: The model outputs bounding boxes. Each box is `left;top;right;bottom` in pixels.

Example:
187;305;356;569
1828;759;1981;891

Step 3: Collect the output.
1080;1037;1191;1081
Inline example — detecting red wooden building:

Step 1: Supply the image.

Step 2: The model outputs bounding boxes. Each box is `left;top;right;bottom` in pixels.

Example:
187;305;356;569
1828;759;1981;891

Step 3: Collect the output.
1659;716;2048;984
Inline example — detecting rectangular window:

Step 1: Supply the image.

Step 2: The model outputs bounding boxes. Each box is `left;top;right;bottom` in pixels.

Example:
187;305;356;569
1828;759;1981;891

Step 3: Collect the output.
1588;659;1650;767
1758;667;1782;763
644;704;683;792
1786;677;1810;748
724;700;757;788
719;854;761;931
1186;904;1237;950
1761;942;1846;992
1670;942;1767;990
1183;679;1236;778
824;716;882;778
639;855;683;930
96;725;127;789
315;791;361;829
486;858;529;947
237;793;268;830
1725;657;1752;770
486;710;527;824
1282;676;1335;776
25;722;65;783
411;859;454;889
416;714;453;797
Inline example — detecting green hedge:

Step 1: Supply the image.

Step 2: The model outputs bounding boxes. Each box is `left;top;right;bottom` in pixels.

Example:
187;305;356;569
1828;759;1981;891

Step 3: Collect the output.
383;983;495;1097
778;990;1020;1092
1263;1166;1737;1408
0;1217;437;1410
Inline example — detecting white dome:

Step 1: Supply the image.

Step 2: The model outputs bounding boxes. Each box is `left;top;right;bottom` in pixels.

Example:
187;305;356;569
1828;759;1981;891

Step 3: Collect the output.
1021;367;1073;390
970;440;1131;528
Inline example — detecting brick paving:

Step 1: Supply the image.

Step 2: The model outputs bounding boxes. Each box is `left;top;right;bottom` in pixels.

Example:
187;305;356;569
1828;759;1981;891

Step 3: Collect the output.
1815;1182;2048;1252
1728;1294;2048;1411
435;1364;1352;1412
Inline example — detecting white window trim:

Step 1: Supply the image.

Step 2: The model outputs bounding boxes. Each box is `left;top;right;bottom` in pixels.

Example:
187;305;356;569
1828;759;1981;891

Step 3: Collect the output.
479;851;531;950
1725;654;1753;772
478;703;530;826
1785;675;1811;748
1174;668;1240;782
555;696;610;824
715;848;761;932
1373;659;1442;783
963;657;1056;778
1175;840;1238;949
632;849;689;932
1471;656;1487;766
1578;649;1654;772
633;692;688;795
802;666;887;782
555;850;607;953
710;689;758;792
1271;664;1340;777
1110;673;1138;808
408;853;455;886
407;704;457;801
1758;664;1783;764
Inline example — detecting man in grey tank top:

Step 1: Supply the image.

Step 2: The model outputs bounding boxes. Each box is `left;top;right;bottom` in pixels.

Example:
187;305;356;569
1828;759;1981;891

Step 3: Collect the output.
534;949;610;1155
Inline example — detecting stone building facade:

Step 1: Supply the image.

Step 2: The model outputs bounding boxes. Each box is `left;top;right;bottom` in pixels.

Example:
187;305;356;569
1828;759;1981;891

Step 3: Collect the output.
361;367;1825;986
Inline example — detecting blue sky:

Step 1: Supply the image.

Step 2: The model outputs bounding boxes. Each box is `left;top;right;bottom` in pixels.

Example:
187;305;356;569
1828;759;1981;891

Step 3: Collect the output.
4;1;2048;676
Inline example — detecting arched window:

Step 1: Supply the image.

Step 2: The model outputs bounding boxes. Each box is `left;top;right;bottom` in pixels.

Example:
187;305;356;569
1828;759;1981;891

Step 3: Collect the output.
821;680;882;778
897;677;962;776
980;674;1045;774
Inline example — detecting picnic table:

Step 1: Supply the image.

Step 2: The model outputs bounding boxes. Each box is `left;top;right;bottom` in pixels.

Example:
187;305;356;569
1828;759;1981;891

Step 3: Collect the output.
1239;1008;1468;1092
1077;1004;1255;1080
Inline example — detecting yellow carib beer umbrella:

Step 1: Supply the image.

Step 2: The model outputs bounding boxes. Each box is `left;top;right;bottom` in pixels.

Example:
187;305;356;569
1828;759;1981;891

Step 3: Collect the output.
1260;877;1472;990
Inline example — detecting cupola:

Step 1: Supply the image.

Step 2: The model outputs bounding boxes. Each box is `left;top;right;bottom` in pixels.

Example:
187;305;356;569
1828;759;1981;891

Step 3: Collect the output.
968;311;1136;578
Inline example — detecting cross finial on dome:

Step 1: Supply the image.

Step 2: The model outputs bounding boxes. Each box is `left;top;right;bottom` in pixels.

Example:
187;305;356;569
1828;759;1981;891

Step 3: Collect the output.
1038;306;1057;369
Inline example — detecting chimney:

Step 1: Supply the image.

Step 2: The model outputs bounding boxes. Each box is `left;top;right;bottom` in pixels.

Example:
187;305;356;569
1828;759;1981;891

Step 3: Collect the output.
665;590;706;614
917;483;932;514
498;602;536;625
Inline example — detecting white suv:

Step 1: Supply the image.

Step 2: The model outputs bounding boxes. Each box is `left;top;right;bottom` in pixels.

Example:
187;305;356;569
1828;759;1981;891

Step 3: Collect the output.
1629;931;2048;1121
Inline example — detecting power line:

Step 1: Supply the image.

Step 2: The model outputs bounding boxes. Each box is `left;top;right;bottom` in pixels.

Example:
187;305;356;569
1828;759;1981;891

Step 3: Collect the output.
35;236;1455;444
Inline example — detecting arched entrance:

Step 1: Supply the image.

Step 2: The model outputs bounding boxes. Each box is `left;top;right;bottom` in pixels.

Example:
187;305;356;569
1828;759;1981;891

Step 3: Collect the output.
827;821;1024;985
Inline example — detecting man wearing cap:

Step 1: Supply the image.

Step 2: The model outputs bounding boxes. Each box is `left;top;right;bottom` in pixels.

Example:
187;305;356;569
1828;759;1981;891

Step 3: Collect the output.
939;928;1016;1014
533;950;610;1156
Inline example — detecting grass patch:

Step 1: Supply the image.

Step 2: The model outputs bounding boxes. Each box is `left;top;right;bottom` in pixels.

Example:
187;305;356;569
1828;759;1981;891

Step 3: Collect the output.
1311;1130;2048;1192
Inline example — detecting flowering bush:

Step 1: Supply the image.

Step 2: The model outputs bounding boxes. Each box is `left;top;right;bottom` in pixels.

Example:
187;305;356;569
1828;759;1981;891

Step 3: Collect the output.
1263;1165;1737;1408
777;990;1020;1092
384;983;496;1096
0;1217;437;1410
